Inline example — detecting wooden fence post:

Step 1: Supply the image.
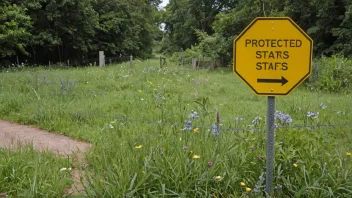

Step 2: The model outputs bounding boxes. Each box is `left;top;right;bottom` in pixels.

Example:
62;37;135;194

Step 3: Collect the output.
130;55;133;69
192;58;197;70
99;51;105;67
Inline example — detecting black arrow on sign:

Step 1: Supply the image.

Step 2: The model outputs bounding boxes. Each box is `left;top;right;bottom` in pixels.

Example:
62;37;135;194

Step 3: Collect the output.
257;76;288;86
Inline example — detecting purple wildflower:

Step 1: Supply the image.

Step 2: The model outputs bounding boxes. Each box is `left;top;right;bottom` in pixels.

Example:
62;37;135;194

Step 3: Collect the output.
188;111;199;119
183;120;192;131
208;161;213;167
275;184;282;191
307;111;319;118
275;111;293;124
211;123;220;137
183;146;188;151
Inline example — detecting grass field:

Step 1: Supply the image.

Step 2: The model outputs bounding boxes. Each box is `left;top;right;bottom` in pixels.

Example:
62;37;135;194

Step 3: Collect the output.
1;59;352;197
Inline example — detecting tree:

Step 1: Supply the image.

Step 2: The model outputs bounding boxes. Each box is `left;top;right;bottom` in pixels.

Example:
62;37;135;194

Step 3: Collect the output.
331;1;352;57
0;3;32;57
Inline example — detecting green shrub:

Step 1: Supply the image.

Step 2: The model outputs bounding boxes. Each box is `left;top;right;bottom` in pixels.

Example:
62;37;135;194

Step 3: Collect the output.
305;55;352;93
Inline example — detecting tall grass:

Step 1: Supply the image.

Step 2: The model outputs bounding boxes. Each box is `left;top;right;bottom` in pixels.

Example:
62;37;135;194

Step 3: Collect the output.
0;58;352;197
0;145;71;197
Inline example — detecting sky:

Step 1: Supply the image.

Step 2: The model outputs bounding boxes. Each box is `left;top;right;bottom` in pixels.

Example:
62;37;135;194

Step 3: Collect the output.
160;0;169;8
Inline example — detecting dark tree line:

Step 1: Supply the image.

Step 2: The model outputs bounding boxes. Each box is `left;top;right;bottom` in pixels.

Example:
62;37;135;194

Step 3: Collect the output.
160;0;352;63
0;0;163;65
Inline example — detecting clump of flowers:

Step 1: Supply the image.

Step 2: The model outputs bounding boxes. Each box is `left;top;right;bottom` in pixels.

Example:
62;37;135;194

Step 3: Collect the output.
109;120;116;129
188;110;199;119
346;152;351;157
194;127;199;133
275;184;282;191
274;110;293;124
135;145;142;149
307;111;319;118
253;175;265;194
235;117;245;122
211;123;220;137
215;176;222;181
156;93;165;100
293;163;298;168
320;102;327;109
183;120;192;131
193;155;200;159
252;116;262;125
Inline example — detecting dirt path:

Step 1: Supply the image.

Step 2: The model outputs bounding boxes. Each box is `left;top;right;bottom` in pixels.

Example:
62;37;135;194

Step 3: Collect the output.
0;120;92;197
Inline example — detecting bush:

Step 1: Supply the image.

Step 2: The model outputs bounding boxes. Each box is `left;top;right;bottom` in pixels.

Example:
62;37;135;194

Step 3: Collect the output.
304;56;352;93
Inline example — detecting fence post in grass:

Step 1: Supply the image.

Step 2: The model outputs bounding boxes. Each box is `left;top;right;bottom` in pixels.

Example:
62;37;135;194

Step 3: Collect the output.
210;60;215;70
49;61;51;67
67;60;70;67
35;72;39;90
181;55;184;67
160;56;162;69
130;55;133;69
192;58;197;70
265;96;276;194
99;51;105;67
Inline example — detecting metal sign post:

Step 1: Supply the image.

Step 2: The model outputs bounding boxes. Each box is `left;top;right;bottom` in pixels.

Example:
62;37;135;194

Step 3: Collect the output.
265;96;275;194
232;16;313;196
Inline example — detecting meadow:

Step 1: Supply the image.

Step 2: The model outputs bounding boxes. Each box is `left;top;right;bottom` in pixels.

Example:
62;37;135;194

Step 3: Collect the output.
0;58;352;197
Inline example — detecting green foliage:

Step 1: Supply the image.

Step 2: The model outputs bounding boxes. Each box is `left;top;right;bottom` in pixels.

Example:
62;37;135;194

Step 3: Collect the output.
162;0;235;52
0;0;163;65
195;30;229;60
331;1;352;57
305;55;352;93
0;59;352;196
162;0;352;64
0;3;32;57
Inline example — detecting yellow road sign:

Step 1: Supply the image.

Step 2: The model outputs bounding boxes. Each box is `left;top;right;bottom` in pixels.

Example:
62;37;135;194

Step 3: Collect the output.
233;17;313;96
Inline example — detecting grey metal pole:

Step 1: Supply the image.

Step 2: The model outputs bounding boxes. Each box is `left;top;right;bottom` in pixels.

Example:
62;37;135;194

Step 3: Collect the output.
265;96;275;194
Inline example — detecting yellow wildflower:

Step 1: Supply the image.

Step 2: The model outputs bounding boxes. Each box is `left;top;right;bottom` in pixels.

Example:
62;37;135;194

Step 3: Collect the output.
215;176;222;181
138;90;142;93
245;187;251;192
240;182;246;187
347;152;351;157
293;163;298;168
192;155;200;159
135;145;142;149
194;128;199;133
